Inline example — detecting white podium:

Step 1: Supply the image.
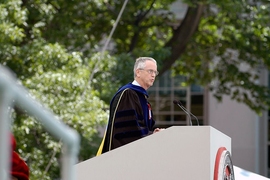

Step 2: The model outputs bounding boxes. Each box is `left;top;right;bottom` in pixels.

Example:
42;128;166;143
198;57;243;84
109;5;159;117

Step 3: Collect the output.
75;126;233;180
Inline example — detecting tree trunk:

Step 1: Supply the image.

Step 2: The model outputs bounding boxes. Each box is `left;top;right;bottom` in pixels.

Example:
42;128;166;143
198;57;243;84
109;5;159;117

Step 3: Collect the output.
160;4;205;74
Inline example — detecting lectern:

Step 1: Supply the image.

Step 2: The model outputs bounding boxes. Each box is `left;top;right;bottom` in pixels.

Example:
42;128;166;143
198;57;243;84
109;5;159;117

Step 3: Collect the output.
75;126;234;180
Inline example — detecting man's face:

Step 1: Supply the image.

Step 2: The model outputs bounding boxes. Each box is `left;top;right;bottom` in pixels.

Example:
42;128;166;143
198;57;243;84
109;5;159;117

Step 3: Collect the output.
136;60;158;90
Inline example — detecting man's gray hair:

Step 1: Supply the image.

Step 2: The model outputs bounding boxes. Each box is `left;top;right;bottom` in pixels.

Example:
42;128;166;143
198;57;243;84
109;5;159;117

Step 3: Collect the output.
133;57;157;78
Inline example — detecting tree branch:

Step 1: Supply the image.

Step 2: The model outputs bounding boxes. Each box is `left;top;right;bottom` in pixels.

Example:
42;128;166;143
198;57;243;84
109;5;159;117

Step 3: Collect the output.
128;0;157;52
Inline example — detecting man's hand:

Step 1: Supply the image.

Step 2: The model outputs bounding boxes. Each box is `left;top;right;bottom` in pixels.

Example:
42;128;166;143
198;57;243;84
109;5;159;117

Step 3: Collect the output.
153;128;165;133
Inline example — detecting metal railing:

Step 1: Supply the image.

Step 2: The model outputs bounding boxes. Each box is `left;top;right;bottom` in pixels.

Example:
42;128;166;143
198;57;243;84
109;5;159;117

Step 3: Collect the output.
0;65;80;180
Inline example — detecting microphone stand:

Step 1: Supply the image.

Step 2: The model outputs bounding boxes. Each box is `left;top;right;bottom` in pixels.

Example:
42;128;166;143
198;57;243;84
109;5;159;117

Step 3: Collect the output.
177;100;200;126
173;100;192;126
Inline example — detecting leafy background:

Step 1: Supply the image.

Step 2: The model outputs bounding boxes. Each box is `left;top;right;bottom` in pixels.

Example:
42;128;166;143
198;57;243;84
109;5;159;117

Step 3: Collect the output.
1;0;270;179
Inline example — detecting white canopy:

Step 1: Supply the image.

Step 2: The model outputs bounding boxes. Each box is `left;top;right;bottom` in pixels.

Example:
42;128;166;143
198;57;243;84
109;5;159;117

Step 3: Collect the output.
234;166;269;180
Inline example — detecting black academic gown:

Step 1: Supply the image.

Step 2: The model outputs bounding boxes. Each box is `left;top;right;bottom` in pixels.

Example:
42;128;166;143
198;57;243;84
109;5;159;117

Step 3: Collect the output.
101;83;155;153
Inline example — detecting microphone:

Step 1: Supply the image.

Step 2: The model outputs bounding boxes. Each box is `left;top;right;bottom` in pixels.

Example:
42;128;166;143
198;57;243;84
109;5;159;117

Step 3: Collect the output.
173;100;192;126
173;100;200;126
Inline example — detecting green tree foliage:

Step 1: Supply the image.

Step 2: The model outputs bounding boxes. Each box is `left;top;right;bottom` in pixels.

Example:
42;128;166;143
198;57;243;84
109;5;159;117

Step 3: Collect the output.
177;0;270;113
0;0;113;179
1;0;270;179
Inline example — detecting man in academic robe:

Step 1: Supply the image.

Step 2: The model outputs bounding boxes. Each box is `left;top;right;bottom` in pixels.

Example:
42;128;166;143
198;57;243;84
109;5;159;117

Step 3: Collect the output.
97;57;163;155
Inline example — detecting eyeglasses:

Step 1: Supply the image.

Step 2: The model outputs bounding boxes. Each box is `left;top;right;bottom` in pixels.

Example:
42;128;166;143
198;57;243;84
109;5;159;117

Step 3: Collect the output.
139;69;159;76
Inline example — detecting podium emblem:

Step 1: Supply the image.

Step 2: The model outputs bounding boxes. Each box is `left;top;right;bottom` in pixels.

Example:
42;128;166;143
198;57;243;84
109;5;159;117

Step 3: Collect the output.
214;147;235;180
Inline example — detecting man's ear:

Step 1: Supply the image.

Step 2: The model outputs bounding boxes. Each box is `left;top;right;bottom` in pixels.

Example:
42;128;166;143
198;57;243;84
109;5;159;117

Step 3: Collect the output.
135;69;141;77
